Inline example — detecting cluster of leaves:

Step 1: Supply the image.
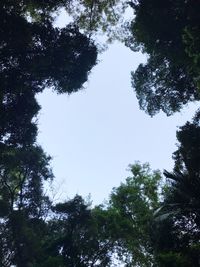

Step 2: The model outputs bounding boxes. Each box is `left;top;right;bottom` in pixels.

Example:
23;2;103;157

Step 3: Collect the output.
128;0;200;116
66;0;130;44
0;0;97;144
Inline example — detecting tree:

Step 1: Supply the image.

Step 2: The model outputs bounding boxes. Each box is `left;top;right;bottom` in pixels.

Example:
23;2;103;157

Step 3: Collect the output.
128;0;200;115
132;55;199;116
162;119;200;225
103;163;162;266
0;91;40;146
0;3;99;265
45;195;113;267
154;117;200;266
0;144;52;266
0;1;97;146
0;3;97;94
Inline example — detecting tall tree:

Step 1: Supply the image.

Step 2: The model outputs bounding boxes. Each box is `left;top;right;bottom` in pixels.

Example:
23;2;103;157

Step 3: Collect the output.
101;163;162;266
154;116;200;266
0;144;53;266
128;0;200;115
44;195;113;267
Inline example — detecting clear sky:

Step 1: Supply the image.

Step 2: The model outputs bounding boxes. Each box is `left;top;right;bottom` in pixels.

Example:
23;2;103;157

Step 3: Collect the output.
37;11;198;205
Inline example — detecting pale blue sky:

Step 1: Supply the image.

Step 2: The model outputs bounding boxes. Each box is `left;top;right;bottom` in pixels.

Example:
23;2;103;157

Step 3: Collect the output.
37;40;198;204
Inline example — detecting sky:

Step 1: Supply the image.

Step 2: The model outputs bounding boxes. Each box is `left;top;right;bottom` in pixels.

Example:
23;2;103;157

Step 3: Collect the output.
37;11;198;205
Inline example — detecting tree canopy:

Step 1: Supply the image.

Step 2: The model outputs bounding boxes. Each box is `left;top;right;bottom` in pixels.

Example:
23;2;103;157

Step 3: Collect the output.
0;0;97;147
0;1;98;266
153;115;200;266
1;1;200;266
128;0;200;115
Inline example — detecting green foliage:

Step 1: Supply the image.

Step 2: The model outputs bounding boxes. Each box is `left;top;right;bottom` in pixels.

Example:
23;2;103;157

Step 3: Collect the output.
102;162;162;266
0;0;97;147
2;1;200;266
0;1;98;266
0;145;52;213
154;117;200;267
0;10;97;95
0;162;163;266
46;195;113;267
132;56;198;116
0;144;52;266
67;0;129;44
163;119;200;221
157;251;190;267
128;0;200;115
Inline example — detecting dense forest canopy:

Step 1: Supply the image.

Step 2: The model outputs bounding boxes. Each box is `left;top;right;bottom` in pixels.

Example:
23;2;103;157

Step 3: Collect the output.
0;0;200;266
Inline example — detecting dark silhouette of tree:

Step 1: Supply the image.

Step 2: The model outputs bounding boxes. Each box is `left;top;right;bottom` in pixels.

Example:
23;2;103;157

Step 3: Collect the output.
128;0;200;115
154;117;200;266
0;144;52;266
0;2;98;266
163;119;200;224
0;1;97;146
44;195;113;267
